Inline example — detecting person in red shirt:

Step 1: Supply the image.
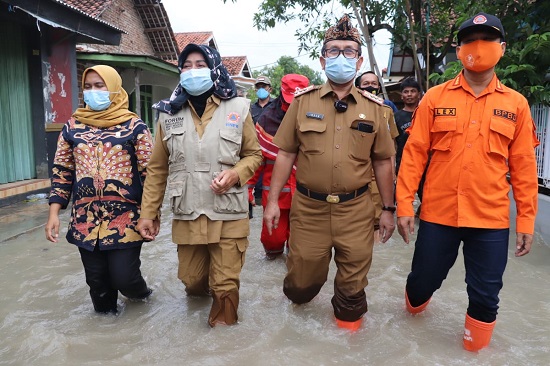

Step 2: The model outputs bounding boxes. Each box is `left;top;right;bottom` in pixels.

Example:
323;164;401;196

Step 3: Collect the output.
396;12;539;352
248;74;310;259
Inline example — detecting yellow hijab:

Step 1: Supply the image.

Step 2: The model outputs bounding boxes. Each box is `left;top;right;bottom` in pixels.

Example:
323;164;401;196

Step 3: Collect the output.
72;65;138;128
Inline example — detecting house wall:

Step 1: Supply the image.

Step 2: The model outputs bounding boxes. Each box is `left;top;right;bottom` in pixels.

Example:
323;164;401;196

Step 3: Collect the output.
87;0;154;55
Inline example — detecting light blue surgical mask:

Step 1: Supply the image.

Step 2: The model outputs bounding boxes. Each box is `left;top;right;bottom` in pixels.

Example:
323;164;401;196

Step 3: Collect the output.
179;68;214;96
83;90;112;111
256;88;269;100
324;55;358;84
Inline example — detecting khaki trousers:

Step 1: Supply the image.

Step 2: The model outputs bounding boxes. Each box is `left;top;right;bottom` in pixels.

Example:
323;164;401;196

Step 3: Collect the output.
177;238;248;295
284;190;375;321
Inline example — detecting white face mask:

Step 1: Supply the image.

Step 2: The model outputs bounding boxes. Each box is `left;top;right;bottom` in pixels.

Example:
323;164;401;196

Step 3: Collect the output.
179;68;214;96
324;55;358;84
83;90;112;111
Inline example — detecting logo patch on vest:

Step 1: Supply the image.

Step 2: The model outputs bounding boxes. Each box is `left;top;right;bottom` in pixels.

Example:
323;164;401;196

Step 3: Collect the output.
493;109;517;122
226;112;240;128
434;108;456;116
165;117;185;130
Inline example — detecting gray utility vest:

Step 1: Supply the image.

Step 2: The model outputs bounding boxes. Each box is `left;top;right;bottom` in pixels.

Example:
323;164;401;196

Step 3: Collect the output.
159;97;250;221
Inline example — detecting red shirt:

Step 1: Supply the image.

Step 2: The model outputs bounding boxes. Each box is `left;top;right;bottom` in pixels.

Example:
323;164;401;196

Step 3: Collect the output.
396;72;539;233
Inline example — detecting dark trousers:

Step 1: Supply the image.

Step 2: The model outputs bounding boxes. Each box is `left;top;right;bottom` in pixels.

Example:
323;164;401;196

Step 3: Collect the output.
79;245;149;313
406;220;509;323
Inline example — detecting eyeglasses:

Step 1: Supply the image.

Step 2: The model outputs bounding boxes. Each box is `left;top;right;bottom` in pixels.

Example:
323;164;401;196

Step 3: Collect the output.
334;100;348;113
324;48;359;59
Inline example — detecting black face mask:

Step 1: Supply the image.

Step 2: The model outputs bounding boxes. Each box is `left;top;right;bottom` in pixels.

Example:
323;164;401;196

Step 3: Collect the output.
359;86;379;95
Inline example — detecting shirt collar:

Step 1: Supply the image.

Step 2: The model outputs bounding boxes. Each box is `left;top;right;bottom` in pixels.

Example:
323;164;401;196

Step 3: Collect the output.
448;71;506;96
319;81;359;103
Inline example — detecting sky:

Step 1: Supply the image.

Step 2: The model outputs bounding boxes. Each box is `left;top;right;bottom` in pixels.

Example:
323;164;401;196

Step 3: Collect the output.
161;0;392;77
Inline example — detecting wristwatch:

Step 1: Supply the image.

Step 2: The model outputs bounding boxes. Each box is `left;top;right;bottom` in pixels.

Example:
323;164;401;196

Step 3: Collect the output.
381;206;396;213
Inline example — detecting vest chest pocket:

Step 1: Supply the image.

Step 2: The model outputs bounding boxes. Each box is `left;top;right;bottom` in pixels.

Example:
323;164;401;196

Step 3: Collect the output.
219;129;242;166
298;120;327;154
430;118;457;162
163;127;186;163
214;185;248;214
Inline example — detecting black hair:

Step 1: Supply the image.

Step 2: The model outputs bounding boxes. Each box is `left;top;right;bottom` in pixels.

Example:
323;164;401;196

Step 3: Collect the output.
354;71;378;88
400;78;421;92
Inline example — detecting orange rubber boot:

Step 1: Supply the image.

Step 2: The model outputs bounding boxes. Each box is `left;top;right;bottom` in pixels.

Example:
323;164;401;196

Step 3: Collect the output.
463;314;496;352
405;291;431;314
335;317;363;331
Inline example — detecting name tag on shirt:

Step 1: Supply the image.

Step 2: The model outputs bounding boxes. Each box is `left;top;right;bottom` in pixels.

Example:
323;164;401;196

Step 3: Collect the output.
306;112;324;120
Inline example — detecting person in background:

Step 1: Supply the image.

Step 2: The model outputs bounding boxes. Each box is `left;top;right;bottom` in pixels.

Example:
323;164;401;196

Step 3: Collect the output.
251;75;273;124
394;78;425;215
396;12;539;352
136;44;262;327
45;65;154;314
248;73;310;260
355;71;399;242
394;78;422;175
264;15;396;331
249;75;273;217
355;71;398;113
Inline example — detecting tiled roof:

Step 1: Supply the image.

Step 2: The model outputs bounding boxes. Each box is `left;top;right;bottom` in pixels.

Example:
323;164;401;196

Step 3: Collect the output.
61;0;111;18
174;32;215;51
134;0;179;62
53;0;122;31
221;56;246;76
174;32;249;77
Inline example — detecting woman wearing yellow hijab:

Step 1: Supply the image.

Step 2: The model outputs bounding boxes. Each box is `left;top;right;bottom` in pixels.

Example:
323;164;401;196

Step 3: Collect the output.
45;65;155;314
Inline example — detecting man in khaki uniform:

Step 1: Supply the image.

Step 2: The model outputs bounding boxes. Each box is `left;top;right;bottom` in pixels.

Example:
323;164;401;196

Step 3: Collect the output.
137;44;262;327
264;15;396;331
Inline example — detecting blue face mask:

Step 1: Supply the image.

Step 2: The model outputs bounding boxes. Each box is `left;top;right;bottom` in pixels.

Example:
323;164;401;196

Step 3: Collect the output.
256;88;269;100
324;55;358;84
83;90;112;111
180;68;214;96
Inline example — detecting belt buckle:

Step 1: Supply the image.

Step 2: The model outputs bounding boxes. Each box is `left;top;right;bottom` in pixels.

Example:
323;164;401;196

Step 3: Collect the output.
326;194;340;204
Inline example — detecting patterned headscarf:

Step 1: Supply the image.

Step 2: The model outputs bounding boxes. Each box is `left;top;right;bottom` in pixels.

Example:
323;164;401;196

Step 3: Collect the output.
72;65;138;128
153;44;237;115
324;14;361;46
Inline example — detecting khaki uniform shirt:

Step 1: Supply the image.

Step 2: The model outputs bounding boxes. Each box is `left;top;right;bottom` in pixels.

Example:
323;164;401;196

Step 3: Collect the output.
141;96;262;244
274;82;396;194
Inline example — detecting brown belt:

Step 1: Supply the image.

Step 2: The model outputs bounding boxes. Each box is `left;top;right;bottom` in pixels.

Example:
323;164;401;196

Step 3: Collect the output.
296;183;369;204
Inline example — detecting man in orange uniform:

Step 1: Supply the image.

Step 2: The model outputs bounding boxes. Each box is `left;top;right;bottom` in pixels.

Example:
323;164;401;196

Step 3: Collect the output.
396;12;539;351
248;74;310;260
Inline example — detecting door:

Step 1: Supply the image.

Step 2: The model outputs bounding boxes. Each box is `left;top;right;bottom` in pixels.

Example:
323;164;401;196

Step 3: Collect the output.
0;22;35;183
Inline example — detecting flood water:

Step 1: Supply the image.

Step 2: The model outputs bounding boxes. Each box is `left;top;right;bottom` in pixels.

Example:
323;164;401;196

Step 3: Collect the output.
1;199;549;365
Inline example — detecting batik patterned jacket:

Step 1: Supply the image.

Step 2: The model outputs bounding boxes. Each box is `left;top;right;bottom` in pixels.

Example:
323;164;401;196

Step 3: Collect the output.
49;117;153;251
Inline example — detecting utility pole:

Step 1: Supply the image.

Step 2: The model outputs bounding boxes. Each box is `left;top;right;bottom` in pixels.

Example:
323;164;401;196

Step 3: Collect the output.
351;0;390;100
425;0;431;91
404;0;425;94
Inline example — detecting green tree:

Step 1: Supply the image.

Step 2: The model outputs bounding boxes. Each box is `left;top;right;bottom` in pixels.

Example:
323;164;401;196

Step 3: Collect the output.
247;56;324;100
225;0;549;104
429;1;550;105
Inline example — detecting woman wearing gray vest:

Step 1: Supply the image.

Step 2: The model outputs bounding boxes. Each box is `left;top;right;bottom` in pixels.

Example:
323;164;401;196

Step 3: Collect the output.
137;44;261;327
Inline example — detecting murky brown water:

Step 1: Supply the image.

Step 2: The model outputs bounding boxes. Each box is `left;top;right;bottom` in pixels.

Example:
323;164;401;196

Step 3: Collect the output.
1;201;549;365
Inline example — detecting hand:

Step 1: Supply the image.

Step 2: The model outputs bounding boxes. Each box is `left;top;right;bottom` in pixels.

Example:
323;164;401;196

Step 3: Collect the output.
248;188;256;206
263;201;280;235
152;218;161;237
397;216;415;244
515;232;533;257
137;218;157;241
378;211;396;243
210;170;240;194
45;214;60;243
